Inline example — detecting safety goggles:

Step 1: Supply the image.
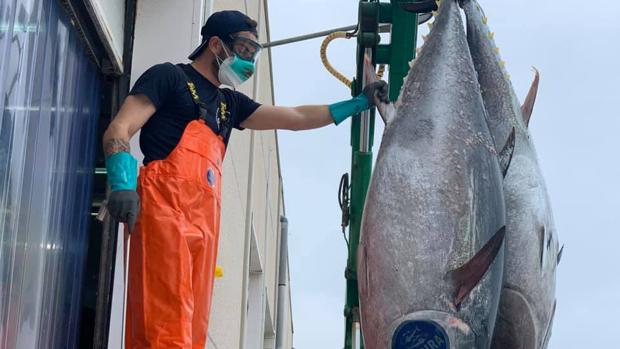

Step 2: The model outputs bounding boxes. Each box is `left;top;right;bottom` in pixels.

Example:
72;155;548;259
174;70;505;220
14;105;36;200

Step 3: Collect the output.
227;35;262;62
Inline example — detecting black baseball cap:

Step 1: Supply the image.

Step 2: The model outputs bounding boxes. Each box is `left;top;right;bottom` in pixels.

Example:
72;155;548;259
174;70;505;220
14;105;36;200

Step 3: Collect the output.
188;10;258;60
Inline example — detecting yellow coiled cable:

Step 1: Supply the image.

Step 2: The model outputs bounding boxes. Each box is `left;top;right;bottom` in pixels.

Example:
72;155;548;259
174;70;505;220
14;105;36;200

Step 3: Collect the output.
320;32;386;88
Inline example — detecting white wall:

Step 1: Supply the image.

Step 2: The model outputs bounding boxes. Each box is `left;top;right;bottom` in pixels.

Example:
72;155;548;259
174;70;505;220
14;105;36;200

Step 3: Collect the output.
86;0;125;72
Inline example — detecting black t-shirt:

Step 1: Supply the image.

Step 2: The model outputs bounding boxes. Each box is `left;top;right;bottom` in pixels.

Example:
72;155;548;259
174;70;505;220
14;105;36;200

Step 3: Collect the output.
129;62;261;164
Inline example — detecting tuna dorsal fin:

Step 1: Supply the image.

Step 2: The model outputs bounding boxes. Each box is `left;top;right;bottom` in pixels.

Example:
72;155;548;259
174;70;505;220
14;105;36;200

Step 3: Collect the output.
449;226;506;307
557;245;564;265
520;67;540;127
499;128;516;177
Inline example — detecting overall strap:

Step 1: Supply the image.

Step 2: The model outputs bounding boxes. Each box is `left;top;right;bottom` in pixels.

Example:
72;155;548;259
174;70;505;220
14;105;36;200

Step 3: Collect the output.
176;65;231;138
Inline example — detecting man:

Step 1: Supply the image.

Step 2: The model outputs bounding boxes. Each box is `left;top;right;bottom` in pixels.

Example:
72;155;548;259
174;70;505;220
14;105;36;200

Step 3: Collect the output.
103;10;388;348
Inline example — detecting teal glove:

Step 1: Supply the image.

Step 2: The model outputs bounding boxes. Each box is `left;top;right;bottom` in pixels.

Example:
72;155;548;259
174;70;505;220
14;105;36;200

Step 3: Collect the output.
329;94;370;125
105;151;139;232
328;81;389;125
105;151;138;191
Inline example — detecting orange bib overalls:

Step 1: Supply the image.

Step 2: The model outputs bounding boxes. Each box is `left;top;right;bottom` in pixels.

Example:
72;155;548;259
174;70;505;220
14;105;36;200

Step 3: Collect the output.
126;72;228;348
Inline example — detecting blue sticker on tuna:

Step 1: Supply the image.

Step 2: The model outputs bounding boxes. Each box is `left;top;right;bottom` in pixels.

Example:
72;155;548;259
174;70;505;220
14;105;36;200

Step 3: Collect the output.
392;320;449;349
207;168;216;187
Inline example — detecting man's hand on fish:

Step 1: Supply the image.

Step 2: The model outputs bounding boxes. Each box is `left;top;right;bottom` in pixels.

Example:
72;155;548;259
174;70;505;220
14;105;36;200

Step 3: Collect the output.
363;80;390;107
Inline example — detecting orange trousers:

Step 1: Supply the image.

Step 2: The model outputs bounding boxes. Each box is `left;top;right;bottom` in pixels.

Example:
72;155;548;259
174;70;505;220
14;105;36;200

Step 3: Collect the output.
125;120;225;348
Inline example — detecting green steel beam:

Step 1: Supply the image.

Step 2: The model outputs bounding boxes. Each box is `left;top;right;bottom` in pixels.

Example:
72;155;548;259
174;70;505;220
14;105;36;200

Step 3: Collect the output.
388;1;420;101
343;1;420;348
343;2;377;348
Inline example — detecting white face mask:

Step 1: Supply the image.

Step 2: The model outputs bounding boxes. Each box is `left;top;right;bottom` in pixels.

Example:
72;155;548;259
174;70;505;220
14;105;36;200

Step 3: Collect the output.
215;44;255;88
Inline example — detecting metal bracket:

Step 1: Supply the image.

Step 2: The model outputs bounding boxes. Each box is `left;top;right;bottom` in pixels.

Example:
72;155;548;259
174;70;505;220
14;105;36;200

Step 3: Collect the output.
418;12;433;25
345;266;356;280
400;0;438;13
351;306;360;322
359;1;380;48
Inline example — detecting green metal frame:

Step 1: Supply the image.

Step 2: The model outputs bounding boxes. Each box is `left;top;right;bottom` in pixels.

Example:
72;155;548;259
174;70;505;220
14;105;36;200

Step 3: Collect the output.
343;1;422;348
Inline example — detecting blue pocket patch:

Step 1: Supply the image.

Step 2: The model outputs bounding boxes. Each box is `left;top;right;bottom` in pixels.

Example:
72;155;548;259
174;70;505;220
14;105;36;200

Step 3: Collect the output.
392;320;449;349
207;168;216;187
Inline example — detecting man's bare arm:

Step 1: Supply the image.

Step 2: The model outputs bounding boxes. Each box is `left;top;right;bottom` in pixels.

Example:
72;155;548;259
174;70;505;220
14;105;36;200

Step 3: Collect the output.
103;94;156;156
239;80;389;131
239;104;333;131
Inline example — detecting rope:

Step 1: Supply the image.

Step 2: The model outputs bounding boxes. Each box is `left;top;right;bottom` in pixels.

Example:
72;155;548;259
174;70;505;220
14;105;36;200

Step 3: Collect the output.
320;32;387;87
376;64;386;79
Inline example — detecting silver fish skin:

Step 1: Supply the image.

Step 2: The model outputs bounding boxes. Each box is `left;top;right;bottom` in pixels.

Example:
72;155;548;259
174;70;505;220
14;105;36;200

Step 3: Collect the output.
461;1;560;348
358;1;506;348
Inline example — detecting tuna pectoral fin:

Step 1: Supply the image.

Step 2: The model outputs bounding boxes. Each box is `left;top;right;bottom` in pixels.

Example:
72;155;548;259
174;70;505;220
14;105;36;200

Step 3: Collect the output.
449;227;506;307
521;67;540;127
499;128;516;177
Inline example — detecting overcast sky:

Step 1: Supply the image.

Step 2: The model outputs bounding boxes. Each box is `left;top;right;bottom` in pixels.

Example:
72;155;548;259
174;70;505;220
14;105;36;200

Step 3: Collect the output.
266;0;620;347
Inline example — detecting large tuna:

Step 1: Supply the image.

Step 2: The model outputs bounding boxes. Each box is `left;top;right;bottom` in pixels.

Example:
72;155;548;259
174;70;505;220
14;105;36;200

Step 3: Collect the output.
357;0;510;347
461;1;561;347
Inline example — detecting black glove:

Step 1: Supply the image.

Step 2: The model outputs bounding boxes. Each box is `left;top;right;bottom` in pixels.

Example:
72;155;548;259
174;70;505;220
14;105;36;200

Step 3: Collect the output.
107;190;140;233
363;80;390;107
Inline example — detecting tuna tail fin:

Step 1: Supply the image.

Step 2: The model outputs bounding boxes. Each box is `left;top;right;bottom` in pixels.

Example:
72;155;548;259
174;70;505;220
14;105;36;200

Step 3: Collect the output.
449;226;506;308
557;244;564;265
363;54;376;86
521;67;540;127
363;55;396;125
499;128;516;177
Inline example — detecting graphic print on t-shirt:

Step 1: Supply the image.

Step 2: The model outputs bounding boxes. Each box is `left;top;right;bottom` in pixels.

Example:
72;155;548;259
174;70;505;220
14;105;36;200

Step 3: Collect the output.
216;100;231;132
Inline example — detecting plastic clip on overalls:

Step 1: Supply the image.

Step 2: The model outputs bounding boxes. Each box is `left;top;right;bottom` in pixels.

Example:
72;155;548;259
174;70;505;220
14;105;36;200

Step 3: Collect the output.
124;68;229;348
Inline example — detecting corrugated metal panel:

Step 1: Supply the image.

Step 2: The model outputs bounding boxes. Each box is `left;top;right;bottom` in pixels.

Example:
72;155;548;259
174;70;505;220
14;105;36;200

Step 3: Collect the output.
0;0;101;348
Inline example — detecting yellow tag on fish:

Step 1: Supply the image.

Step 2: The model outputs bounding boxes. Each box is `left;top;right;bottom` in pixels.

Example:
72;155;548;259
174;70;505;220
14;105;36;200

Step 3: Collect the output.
482;16;488;24
488;31;495;40
499;60;506;68
493;47;500;54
